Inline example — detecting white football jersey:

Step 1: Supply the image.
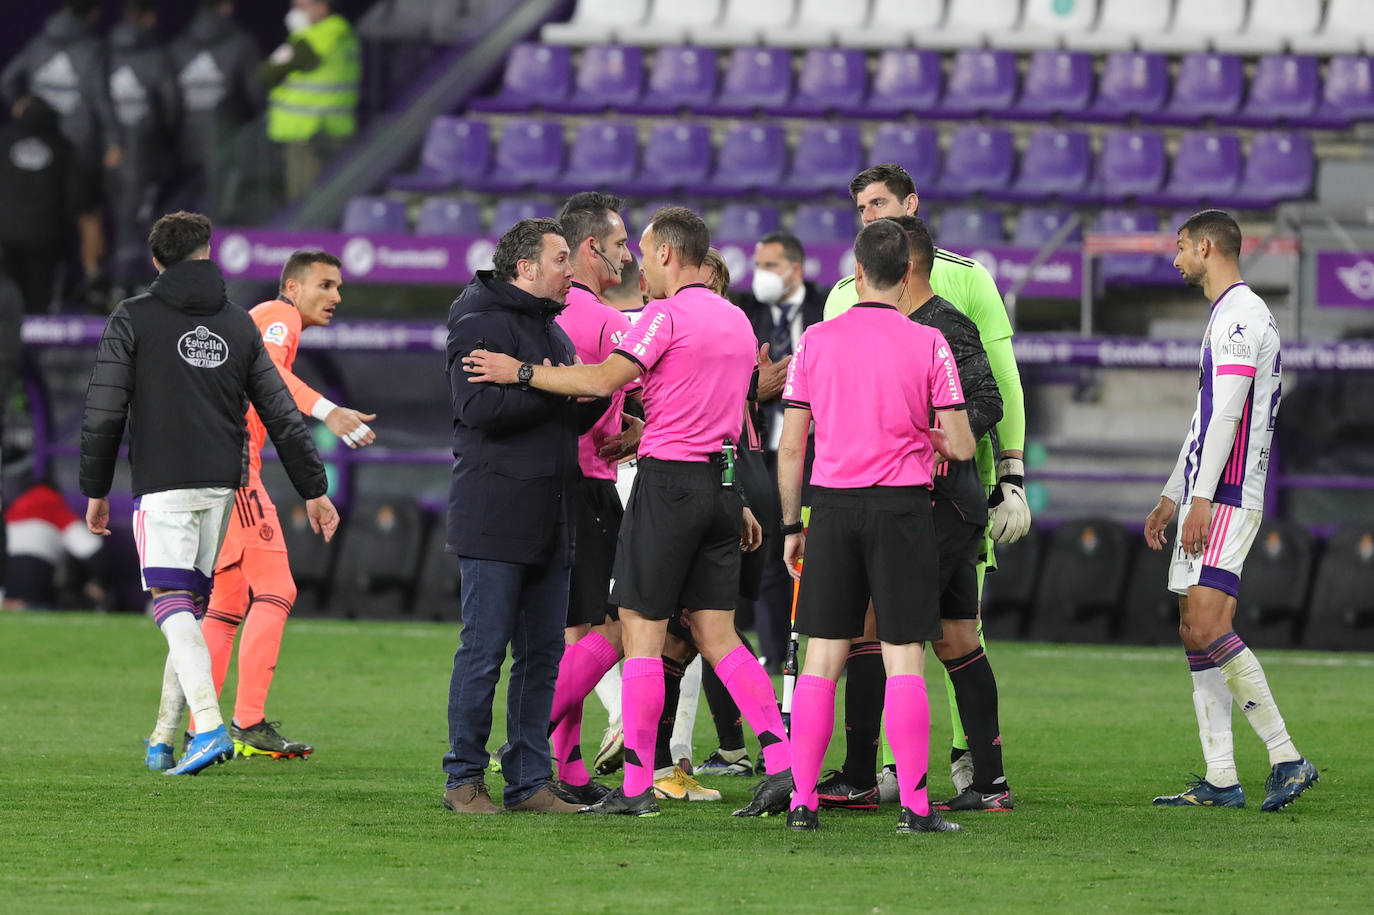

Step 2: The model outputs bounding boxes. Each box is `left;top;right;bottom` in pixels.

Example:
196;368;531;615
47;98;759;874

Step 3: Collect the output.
1180;283;1281;511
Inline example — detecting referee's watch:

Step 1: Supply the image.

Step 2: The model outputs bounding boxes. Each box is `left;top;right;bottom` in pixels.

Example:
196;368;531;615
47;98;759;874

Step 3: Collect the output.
516;362;534;389
780;520;804;536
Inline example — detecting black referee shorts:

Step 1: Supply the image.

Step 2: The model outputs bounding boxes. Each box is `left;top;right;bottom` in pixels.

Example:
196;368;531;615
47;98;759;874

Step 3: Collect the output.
934;498;982;622
610;458;742;619
567;476;623;628
795;486;942;645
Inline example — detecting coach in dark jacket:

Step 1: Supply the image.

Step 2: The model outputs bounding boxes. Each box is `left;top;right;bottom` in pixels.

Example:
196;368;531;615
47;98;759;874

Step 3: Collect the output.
440;217;602;814
79;216;326;504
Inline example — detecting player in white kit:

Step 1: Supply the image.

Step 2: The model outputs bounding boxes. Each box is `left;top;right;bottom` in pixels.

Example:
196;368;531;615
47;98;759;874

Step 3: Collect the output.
1144;210;1317;813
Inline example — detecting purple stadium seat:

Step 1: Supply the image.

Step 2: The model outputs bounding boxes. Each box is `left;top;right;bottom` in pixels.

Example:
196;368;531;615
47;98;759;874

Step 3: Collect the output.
1226;56;1320;127
937;207;1005;248
471;43;571;112
698;47;792;116
939;49;1018;118
388;117;490;192
342;196;408;234
1094;209;1161;284
1146;53;1243;125
620;122;712;195
492;198;556;232
1012;207;1082;247
690;123;786;195
935;126;1014;198
628;45;718;114
1307;56;1374;128
469;119;565;192
1141;131;1242;208
1013;50;1094;118
415;198;484;236
716;203;782;241
777;48;868;116
549;120;639;194
1226;132;1315;209
868;48;943;116
1077;52;1168;123
996;128;1092;203
555;45;645;113
792;204;858;244
1095;129;1167;202
771;124;864;197
869;124;941;195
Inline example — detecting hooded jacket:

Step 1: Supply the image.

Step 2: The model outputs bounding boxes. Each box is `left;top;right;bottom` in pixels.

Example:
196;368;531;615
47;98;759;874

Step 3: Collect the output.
171;9;263;168
444;271;606;566
107;20;181;174
0;97;81;246
79;258;326;501
0;9;117;165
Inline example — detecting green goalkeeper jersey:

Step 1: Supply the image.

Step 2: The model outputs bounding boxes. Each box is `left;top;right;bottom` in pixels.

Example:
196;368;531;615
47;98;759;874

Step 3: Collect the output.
823;248;1026;486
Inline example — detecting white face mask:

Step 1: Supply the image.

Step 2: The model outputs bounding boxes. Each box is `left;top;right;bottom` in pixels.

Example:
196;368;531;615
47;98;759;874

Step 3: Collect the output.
751;268;786;305
285;8;312;34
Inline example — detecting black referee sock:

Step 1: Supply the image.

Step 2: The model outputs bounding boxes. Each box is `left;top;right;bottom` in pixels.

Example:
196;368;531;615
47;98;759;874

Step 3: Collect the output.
840;640;885;789
654;656;686;772
702;659;745;753
942;647;1006;792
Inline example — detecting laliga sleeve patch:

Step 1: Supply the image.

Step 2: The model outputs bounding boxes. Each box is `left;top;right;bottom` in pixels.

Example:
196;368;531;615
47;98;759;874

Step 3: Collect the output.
263;321;290;347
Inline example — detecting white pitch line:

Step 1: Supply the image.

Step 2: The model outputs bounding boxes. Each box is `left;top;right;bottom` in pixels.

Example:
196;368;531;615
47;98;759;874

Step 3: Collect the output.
1024;647;1374;668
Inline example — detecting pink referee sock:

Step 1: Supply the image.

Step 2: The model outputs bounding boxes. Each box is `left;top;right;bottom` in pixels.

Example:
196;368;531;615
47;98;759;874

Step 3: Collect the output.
789;675;836;810
885;674;931;816
620;656;664;798
716;644;791;775
552;702;589;786
550;632;619;727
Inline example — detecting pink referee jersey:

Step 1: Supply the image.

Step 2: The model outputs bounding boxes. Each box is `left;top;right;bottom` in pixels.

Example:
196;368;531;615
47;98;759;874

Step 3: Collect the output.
612;283;757;462
556;282;637;480
782;302;965;489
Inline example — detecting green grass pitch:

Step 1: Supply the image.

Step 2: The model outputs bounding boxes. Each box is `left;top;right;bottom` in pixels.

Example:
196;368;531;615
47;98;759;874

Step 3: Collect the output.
2;612;1371;913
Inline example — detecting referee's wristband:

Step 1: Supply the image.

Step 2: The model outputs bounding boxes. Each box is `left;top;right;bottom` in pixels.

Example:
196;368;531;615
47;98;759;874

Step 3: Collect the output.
780;521;804;536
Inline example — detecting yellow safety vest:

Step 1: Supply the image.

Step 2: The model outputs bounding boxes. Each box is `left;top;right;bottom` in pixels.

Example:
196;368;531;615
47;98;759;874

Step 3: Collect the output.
267;14;360;143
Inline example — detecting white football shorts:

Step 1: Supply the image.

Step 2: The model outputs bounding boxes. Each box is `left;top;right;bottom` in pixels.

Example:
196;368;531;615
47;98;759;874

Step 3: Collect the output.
132;488;235;596
1167;501;1263;598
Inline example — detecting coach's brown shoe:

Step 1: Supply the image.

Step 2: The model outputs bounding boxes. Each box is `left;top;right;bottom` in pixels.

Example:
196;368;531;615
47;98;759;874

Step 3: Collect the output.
507;783;581;813
443;781;501;814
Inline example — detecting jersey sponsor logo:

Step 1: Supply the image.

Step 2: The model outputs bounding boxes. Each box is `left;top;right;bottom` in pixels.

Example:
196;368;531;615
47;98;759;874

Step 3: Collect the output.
630;311;667;357
263;321;289;347
937;344;959;398
609;328;626;347
1218;341;1253;360
178;325;230;368
10;137;53;171
1228;322;1247;342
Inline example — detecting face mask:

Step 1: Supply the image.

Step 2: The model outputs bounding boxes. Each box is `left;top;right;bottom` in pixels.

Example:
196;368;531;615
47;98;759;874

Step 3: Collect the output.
285;8;311;34
751;268;785;305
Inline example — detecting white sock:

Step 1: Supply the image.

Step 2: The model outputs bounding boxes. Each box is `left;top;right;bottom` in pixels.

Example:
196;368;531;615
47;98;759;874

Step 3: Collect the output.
149;653;189;746
670;655;702;766
1219;647;1301;766
160;612;223;733
594;661;623;728
1191;667;1237;787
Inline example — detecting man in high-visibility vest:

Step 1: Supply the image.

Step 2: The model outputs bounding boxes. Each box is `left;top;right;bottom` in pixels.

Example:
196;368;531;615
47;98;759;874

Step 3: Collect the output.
261;0;359;200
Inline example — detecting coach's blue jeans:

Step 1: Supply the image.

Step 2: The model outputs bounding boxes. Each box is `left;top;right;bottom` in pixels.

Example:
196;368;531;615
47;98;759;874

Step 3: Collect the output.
443;555;570;807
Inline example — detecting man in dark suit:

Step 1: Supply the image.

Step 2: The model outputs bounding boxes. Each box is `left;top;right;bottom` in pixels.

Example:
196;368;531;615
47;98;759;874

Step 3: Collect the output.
737;231;827;672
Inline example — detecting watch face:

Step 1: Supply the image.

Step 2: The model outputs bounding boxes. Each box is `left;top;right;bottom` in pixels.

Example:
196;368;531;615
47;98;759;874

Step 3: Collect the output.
518;363;533;383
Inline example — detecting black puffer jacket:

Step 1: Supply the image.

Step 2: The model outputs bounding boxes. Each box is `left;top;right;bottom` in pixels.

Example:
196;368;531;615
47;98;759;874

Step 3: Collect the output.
444;272;606;566
80;258;326;500
913;294;1003;526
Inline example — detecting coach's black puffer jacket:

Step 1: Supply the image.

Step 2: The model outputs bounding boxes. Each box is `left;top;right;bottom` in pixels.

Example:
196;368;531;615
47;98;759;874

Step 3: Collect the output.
79;257;327;500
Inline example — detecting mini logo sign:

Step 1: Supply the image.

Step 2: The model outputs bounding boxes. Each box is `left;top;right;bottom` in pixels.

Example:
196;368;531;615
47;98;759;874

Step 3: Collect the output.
263;321;289;347
178;325;229;368
259;522;275;542
219;233;252;275
1336;260;1374;300
1228;322;1247;342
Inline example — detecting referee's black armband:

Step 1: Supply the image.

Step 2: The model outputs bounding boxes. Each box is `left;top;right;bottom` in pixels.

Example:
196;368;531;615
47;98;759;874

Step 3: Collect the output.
780;521;804;536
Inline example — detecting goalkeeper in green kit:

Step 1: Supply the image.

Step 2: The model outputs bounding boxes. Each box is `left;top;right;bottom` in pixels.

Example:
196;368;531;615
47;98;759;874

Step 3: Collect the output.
814;164;1029;812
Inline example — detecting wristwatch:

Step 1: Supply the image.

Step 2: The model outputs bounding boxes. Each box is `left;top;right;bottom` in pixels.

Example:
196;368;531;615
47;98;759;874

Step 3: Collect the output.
517;362;534;388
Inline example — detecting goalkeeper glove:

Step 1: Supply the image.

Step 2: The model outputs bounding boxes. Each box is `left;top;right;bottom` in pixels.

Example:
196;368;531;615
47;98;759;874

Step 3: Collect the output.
987;457;1031;544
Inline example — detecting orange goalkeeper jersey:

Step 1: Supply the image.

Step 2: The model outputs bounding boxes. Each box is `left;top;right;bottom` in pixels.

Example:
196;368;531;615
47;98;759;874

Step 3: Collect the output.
245;300;325;483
